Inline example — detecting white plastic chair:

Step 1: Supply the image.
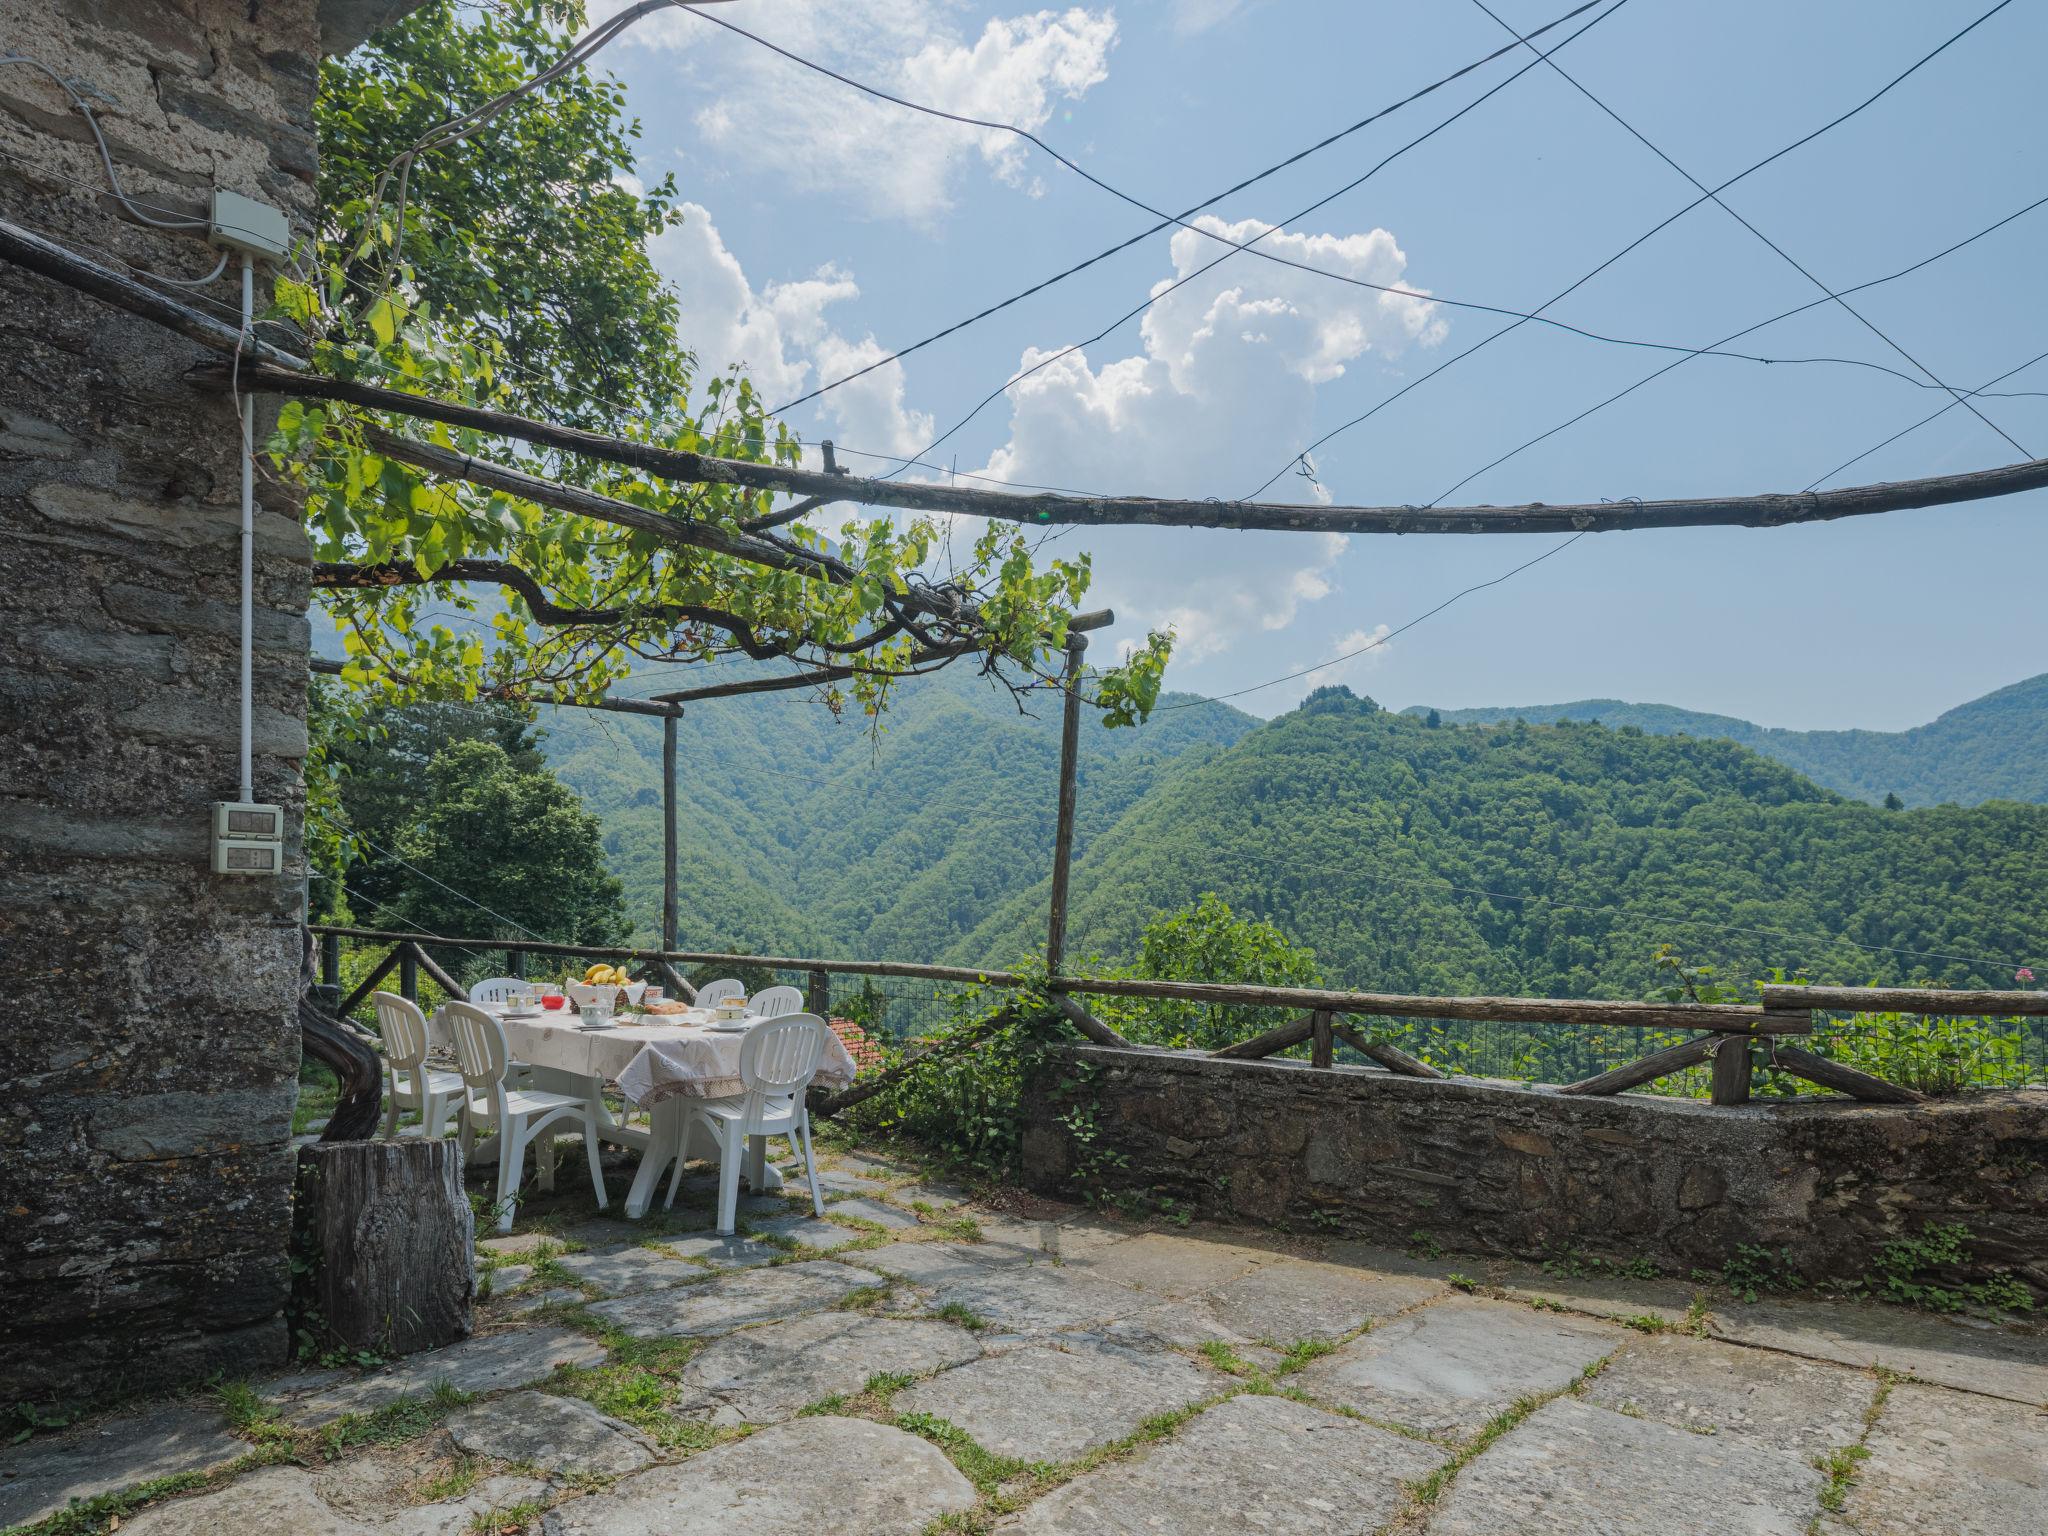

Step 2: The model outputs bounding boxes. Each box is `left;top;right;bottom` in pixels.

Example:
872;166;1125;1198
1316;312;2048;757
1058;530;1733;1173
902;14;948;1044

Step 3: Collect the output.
670;1013;829;1234
694;977;746;1009
468;976;526;1006
372;991;465;1139
443;1001;609;1232
752;985;804;1018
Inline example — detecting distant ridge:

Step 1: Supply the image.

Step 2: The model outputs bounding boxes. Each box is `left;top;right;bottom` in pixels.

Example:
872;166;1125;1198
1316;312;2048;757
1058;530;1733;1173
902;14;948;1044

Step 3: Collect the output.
1407;673;2048;807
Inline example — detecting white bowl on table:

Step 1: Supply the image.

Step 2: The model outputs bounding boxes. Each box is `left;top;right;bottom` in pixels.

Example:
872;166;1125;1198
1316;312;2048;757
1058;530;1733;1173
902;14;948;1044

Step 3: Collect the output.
564;979;647;1011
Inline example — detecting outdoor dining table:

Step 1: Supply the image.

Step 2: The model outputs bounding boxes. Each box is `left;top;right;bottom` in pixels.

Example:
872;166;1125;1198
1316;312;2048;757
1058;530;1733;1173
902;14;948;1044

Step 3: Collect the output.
428;1002;858;1219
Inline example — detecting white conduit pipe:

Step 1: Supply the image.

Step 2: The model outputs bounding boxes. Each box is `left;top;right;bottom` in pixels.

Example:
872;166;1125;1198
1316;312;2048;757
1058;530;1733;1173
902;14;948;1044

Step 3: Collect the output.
238;250;254;803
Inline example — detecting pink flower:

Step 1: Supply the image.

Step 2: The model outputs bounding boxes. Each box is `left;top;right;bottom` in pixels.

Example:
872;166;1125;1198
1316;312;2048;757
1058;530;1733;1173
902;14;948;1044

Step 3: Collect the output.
2018;967;2036;984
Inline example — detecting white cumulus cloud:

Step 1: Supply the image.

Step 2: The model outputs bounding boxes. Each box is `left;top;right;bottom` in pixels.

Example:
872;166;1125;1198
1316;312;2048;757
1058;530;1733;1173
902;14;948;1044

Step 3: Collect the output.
592;1;1117;224
972;214;1445;664
1303;625;1394;692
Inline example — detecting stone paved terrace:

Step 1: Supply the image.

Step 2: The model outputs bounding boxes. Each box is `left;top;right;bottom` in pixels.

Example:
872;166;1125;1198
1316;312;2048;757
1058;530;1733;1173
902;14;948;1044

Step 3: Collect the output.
4;1144;2045;1536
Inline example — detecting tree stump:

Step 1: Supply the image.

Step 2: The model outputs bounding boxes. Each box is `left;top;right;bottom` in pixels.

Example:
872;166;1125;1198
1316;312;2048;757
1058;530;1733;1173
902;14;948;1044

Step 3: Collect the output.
292;1139;474;1359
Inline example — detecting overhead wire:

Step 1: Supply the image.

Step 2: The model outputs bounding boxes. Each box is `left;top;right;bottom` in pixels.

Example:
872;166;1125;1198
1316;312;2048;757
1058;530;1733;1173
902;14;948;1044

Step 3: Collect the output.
885;0;1636;479
766;0;1616;417
1156;532;1588;714
1802;344;2048;493
1471;0;2027;458
1428;0;2031;507
1245;0;2032;501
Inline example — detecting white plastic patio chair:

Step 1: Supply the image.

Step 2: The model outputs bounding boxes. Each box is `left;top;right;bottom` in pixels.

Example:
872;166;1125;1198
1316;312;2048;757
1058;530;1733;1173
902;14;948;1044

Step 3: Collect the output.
668;1012;829;1233
752;984;804;1018
694;977;746;1009
443;1000;609;1233
371;991;465;1140
468;976;526;1006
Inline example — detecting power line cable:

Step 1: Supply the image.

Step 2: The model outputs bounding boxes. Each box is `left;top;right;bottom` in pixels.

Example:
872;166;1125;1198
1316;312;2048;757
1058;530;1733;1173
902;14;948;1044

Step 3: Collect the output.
889;0;1633;480
1245;0;2028;501
1158;532;1587;713
1451;0;2030;491
768;0;1616;416
310;808;545;940
1802;343;2048;492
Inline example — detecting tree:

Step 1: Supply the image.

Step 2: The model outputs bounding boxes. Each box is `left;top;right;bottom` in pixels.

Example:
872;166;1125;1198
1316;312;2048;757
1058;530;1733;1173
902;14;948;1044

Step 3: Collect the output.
292;1;1170;738
317;696;546;922
1885;791;1905;810
385;737;625;951
318;0;685;431
1114;892;1324;1049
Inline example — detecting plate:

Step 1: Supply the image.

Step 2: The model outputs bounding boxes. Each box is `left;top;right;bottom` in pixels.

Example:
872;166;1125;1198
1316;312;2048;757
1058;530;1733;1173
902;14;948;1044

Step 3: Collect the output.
707;1019;752;1033
501;1009;541;1020
577;1021;615;1032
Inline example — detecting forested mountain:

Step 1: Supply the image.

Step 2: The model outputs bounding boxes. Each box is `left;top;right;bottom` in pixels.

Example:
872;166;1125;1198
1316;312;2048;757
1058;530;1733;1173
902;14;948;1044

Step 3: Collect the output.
535;666;1255;959
1412;673;2048;808
1004;688;2048;996
534;672;2048;1001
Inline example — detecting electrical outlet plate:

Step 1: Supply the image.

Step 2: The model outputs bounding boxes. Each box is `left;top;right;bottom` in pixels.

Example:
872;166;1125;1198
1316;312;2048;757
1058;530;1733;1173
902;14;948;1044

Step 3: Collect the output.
214;801;284;839
208;190;290;260
212;838;283;876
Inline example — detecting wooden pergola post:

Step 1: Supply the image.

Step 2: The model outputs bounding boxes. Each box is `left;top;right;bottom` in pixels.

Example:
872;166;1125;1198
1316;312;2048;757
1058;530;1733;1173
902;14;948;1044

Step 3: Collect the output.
662;706;681;956
1045;633;1089;977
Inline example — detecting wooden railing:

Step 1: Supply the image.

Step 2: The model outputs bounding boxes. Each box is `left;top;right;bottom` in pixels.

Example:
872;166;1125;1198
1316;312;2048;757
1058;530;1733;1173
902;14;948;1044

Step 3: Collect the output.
309;923;2048;1110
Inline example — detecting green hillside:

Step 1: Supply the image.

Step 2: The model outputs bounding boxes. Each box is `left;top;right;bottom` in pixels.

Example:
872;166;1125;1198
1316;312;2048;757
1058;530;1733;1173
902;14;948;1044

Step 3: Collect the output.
990;688;2048;996
535;665;1256;959
1412;673;2048;807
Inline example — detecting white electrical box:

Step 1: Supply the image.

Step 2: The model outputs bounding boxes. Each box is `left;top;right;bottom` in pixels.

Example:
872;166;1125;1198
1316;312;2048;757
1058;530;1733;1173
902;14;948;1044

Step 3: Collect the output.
208;190;291;260
212;801;284;876
214;801;284;840
213;839;284;875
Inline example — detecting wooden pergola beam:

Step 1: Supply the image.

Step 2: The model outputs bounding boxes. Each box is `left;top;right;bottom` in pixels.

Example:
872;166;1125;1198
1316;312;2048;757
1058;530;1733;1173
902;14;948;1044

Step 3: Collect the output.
222;354;2048;537
13;219;2045;537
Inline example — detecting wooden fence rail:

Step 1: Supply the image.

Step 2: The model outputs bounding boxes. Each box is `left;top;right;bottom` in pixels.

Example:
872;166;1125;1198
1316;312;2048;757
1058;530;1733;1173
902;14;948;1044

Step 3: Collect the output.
308;924;2041;1108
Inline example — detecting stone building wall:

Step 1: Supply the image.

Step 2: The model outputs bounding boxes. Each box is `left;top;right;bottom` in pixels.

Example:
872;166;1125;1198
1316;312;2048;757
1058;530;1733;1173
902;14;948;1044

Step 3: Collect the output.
1022;1045;2048;1294
0;0;409;1408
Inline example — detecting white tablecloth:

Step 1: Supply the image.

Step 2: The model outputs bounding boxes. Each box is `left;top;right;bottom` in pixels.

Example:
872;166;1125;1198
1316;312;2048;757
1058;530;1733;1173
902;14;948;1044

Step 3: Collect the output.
436;1005;858;1106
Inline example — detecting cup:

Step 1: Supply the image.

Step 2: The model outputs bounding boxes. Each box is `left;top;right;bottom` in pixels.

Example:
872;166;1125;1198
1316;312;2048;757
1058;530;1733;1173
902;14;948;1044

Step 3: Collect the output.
644;987;665;1005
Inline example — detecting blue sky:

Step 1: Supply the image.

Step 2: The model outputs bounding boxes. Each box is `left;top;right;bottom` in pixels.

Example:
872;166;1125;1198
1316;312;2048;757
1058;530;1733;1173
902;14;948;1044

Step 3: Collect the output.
588;0;2047;730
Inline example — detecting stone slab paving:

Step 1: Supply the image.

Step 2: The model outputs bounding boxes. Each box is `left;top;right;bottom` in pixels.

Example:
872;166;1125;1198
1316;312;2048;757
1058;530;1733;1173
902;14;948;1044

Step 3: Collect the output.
586;1259;882;1338
1068;1231;1272;1299
828;1195;924;1231
1844;1381;2048;1536
818;1168;893;1194
115;1465;550;1536
675;1312;984;1424
1707;1300;2048;1406
554;1244;711;1294
444;1391;655;1478
894;1336;1222;1462
921;1262;1186;1336
1291;1294;1623;1438
538;1416;976;1534
1196;1258;1445;1345
1426;1394;1823;1535
265;1326;609;1427
886;1183;968;1211
1494;1262;1709;1330
856;1239;1025;1286
1003;1392;1446;1534
747;1213;868;1251
656;1231;787;1268
311;1454;548;1530
0;1400;245;1530
1583;1333;1878;1457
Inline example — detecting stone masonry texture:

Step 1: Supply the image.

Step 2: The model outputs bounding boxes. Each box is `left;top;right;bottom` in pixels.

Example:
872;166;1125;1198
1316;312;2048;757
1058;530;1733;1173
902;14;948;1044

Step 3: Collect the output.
0;0;421;1409
1022;1046;2048;1294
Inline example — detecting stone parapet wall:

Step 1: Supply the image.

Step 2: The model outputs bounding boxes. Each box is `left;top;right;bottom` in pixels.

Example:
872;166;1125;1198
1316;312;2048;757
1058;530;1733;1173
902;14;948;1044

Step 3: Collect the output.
1022;1045;2048;1293
0;0;331;1407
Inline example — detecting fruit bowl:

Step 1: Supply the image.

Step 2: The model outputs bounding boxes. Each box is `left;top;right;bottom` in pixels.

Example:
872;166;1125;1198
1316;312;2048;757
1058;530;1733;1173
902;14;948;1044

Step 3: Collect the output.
565;979;646;1010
